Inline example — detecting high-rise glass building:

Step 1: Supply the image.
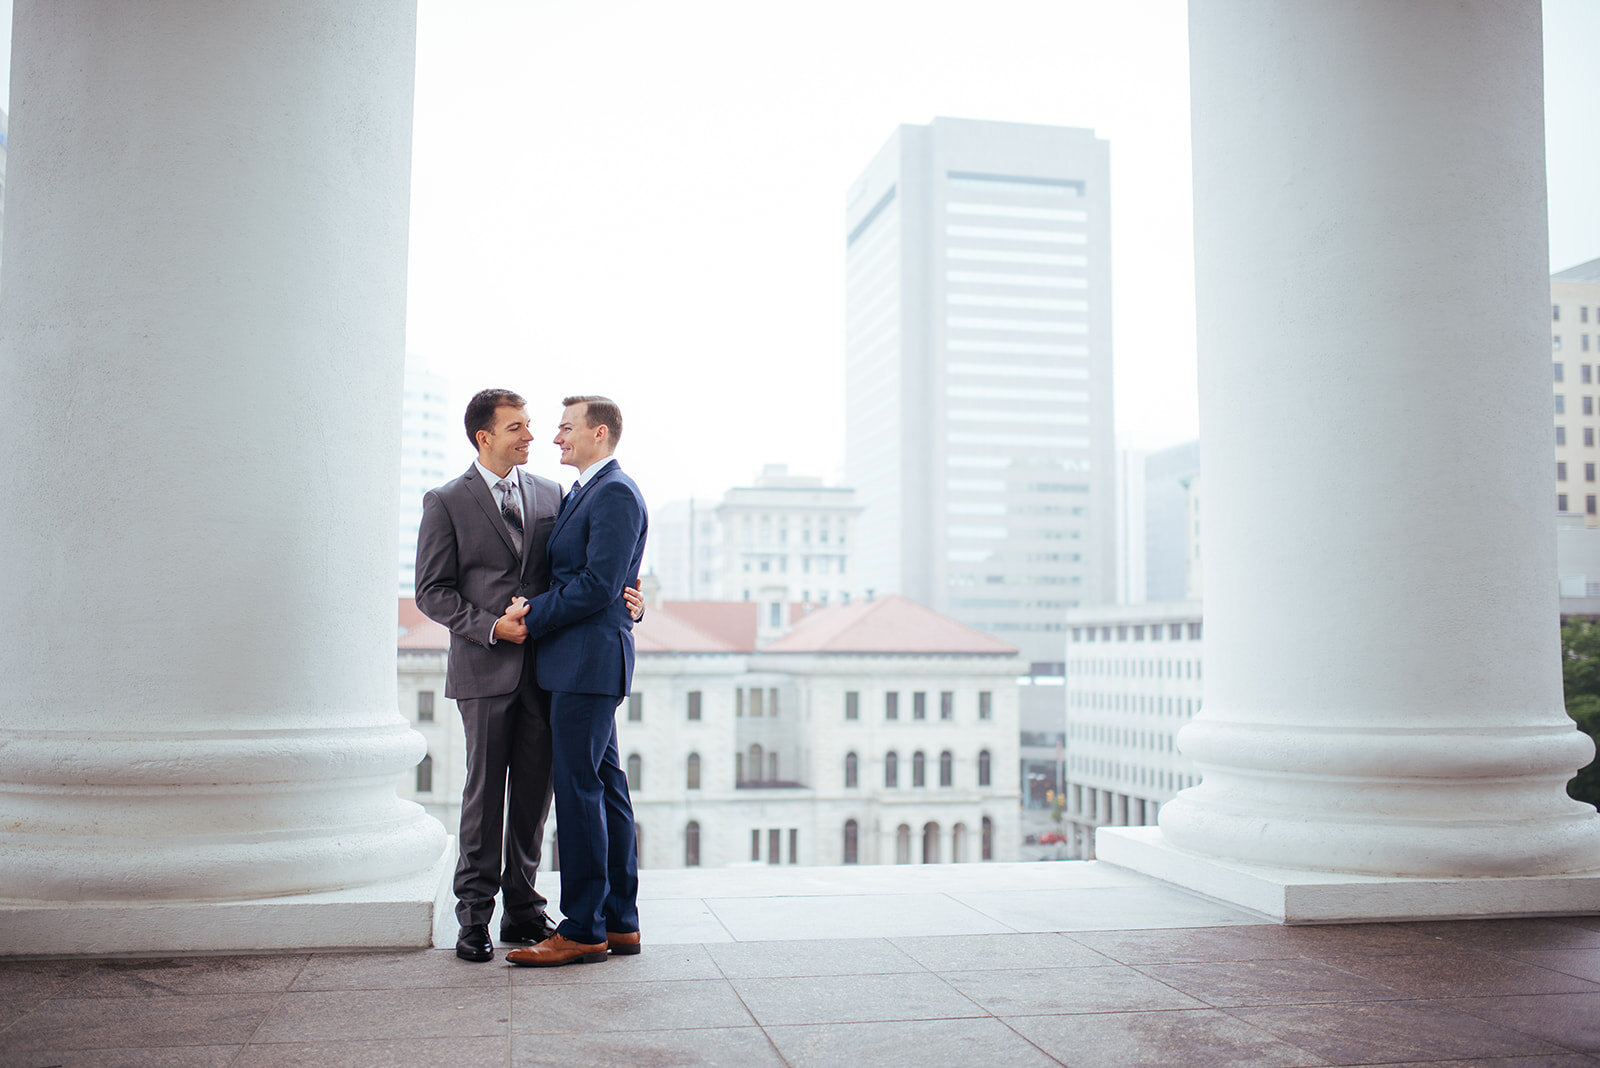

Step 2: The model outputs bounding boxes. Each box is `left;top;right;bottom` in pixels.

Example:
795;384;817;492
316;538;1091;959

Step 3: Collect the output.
844;117;1115;666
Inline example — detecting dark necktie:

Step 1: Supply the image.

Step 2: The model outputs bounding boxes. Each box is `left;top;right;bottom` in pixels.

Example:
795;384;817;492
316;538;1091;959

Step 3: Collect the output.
495;478;524;549
560;479;581;515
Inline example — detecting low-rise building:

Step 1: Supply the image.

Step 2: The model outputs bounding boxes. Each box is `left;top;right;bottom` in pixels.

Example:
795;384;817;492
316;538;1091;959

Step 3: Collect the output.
1062;601;1204;858
395;594;1024;869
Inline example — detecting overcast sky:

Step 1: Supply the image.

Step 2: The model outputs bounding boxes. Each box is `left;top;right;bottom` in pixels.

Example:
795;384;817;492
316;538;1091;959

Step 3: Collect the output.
406;0;1600;505
1;2;1596;507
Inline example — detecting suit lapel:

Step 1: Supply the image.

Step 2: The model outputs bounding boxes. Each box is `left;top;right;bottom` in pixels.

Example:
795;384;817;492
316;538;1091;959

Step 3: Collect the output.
550;462;617;543
466;465;519;560
518;474;541;574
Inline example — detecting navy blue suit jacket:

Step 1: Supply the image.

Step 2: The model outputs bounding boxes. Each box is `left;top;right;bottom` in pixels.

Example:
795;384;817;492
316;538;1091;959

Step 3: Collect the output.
521;460;648;697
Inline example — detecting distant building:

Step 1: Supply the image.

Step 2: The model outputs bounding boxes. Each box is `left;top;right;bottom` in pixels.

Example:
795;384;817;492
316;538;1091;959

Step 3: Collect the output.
397;354;451;595
1061;601;1204;858
649;466;862;608
1114;445;1147;604
1;107;9;289
1183;473;1202;599
1143;440;1201;602
395;595;1024;868
843;117;1116;666
1552;258;1600;525
396;599;460;833
715;465;863;608
646;498;719;601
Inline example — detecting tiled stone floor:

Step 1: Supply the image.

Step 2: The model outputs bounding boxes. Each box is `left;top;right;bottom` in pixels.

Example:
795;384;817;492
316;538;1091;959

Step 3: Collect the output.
4;863;1599;1066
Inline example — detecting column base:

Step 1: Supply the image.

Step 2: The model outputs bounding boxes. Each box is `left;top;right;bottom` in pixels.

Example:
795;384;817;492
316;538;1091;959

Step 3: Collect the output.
0;840;455;957
1096;826;1600;924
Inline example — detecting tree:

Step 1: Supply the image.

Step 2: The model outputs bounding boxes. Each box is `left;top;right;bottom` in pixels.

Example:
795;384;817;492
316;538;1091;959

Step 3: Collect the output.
1559;620;1600;810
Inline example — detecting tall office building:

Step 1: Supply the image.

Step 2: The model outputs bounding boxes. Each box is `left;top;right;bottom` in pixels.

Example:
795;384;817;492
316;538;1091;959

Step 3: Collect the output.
397;354;451;595
1553;258;1600;526
843;118;1115;667
1;108;9;290
1143;439;1201;602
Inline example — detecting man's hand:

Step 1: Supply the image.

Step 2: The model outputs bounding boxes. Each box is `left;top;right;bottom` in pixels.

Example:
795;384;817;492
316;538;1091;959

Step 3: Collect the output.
494;597;531;644
624;579;646;622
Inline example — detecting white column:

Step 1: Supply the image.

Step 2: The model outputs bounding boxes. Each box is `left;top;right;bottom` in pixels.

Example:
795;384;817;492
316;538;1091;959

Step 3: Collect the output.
1098;1;1600;919
0;2;446;952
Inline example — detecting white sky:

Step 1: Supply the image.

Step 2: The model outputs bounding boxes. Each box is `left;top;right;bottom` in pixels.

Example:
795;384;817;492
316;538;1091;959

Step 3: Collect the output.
1;1;1596;507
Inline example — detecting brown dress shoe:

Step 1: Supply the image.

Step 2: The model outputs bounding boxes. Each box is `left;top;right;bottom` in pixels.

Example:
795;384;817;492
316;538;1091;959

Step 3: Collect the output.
505;933;609;967
607;930;642;955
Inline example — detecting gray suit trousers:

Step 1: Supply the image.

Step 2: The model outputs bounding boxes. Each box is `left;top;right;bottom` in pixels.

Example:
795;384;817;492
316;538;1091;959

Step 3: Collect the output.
454;671;554;927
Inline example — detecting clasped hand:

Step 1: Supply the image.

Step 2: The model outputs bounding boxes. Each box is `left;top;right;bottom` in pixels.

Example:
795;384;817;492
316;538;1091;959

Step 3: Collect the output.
494;582;645;645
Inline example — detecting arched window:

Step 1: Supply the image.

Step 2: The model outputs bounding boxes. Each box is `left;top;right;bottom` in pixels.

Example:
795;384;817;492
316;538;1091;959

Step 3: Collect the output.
686;752;701;790
626;753;642;792
749;743;764;783
923;821;941;863
981;816;994;861
978;749;992;787
912;750;926;787
843;819;859;864
952;822;967;863
895;823;911;864
885;750;899;788
415;753;433;794
939;750;953;787
685;821;700;867
735;751;744;782
769;751;779;781
844;751;858;788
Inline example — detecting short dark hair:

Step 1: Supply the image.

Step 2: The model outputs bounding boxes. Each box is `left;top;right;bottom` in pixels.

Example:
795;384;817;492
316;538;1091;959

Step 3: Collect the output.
563;395;622;448
464;388;526;448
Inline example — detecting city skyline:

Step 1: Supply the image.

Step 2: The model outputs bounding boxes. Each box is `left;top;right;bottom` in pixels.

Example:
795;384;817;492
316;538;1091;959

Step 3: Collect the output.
408;0;1600;511
843;117;1114;659
0;1;1594;513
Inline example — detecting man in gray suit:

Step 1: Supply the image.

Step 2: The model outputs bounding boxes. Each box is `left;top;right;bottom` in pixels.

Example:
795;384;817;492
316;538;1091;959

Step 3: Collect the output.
415;388;641;963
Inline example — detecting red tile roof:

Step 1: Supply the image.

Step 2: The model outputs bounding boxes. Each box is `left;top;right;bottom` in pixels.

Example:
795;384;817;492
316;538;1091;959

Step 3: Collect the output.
398;597;450;651
649;601;759;652
633;595;1017;656
402;595;1017;657
635;603;749;653
764;595;1018;655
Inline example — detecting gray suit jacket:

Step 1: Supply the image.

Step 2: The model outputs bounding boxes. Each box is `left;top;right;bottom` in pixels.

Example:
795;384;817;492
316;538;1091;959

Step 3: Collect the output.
414;463;562;700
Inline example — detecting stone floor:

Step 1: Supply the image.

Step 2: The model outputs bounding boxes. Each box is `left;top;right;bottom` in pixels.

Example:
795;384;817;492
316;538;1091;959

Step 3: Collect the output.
4;863;1599;1067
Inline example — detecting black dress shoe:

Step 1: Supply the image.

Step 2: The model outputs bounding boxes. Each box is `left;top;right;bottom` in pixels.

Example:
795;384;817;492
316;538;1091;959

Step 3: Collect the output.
499;913;555;944
456;923;493;962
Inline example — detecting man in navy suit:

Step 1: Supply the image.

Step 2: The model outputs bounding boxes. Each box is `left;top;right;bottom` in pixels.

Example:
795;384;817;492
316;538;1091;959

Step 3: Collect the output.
415;389;643;964
504;395;649;967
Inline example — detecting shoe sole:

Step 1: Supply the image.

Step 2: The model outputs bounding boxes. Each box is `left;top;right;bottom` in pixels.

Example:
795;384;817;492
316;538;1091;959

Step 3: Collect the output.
456;949;493;963
609;943;642;956
508;951;608;967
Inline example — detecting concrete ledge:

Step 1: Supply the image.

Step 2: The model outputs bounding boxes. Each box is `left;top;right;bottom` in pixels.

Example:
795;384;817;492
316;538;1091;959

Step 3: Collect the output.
0;841;455;957
1096;826;1600;924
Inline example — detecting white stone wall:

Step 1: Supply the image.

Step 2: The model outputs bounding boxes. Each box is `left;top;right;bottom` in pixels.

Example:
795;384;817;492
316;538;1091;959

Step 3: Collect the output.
398;644;1024;869
1063;602;1203;856
397;650;463;834
716;470;863;607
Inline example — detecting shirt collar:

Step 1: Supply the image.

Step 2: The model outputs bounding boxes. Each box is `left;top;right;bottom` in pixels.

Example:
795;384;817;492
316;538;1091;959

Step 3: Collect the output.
575;454;616;488
475;460;521;492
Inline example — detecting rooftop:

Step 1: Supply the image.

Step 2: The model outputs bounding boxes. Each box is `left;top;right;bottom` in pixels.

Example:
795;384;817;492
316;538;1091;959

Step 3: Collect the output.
397;597;449;652
1554;256;1600;284
5;863;1597;1065
633;595;1021;657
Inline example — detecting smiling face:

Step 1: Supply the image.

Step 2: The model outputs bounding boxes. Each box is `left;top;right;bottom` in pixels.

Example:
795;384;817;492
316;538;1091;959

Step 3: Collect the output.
476;405;533;476
554;401;609;471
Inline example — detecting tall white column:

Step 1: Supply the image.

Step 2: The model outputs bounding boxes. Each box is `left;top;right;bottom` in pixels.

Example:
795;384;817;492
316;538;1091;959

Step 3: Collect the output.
1098;1;1600;919
0;3;446;952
